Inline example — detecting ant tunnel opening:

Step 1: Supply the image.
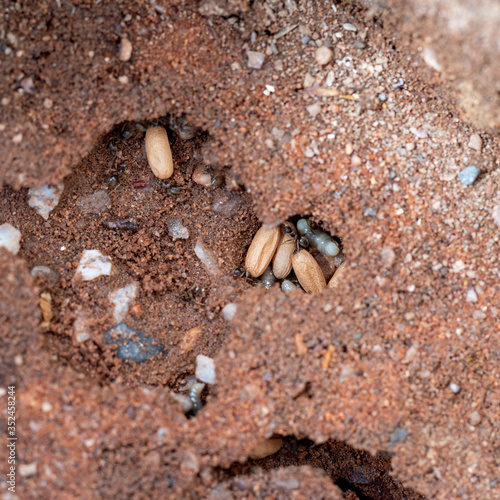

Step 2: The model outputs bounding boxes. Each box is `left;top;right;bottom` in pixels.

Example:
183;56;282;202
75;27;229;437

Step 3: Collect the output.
218;437;424;500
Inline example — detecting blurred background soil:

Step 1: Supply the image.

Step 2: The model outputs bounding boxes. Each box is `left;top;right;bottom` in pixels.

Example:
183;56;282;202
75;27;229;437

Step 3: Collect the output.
0;0;499;499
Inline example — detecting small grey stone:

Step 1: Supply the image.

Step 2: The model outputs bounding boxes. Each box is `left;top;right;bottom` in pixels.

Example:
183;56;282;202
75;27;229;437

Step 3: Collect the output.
458;166;481;186
301;35;311;44
353;40;366;49
449;383;461;394
389;427;410;446
271;127;285;140
211;195;240;217
246;51;265;69
349;465;378;485
363;207;377;217
104;323;164;362
80;190;111;214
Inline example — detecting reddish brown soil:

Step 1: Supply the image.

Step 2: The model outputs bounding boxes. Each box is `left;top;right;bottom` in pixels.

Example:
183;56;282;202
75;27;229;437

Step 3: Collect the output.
1;1;499;499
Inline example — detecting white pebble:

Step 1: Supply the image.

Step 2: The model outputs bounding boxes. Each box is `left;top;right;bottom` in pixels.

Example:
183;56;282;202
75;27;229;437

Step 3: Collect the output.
0;223;21;255
469;411;481;426
468;133;482;152
119;37;133;62
472;310;486;320
76;250;112;281
196;355;216;385
380;246;396;268
166;219;189;240
449;383;461;394
315;46;333;65
452;260;466;273
466;288;478;303
19;463;37;478
73;315;91;343
492;206;500;228
303;72;315;88
246;50;265;69
28;184;63;220
194;238;220;276
306;103;322;118
222;303;237;321
343;23;357;32
108;282;138;324
421;47;442;72
326;70;335;86
409;127;428;139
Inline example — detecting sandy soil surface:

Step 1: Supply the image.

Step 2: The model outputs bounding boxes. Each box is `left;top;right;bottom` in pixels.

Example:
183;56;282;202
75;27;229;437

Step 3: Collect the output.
1;1;499;499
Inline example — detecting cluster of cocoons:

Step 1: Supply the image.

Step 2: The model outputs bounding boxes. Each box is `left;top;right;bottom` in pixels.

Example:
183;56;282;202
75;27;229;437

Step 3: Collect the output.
244;219;345;294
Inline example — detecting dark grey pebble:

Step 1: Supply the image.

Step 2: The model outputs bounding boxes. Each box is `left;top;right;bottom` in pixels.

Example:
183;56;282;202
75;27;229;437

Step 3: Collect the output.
102;217;138;231
458;165;481;186
104;323;164;362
